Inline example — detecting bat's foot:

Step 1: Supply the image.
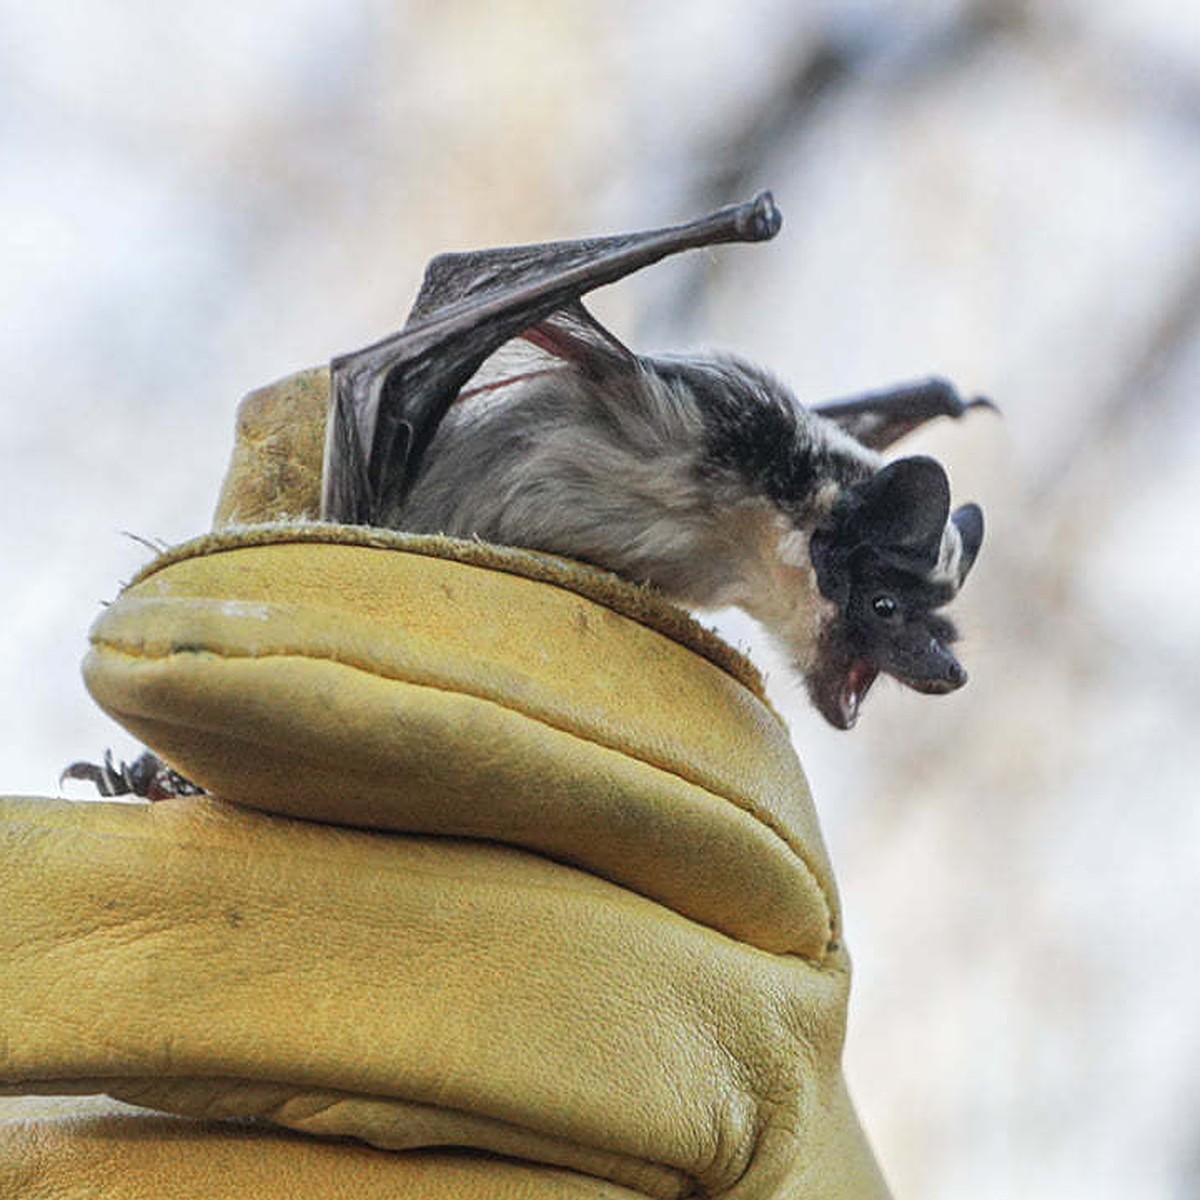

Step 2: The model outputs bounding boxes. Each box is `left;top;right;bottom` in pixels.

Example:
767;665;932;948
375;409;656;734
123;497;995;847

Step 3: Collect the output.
61;749;207;801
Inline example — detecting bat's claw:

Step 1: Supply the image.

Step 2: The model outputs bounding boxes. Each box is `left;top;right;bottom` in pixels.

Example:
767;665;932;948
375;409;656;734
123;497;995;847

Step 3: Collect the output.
61;749;206;801
61;750;128;796
965;394;1000;416
918;378;1000;421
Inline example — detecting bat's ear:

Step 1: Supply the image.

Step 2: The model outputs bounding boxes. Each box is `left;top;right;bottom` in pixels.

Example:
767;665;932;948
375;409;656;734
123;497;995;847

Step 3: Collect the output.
854;455;950;566
952;502;984;585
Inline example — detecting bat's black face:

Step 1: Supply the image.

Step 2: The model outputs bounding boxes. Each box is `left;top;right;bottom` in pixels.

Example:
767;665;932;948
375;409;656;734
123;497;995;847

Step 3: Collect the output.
808;456;983;729
807;557;968;729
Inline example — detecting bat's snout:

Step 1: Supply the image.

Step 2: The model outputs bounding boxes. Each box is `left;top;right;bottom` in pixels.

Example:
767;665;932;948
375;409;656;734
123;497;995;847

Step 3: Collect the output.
894;643;968;695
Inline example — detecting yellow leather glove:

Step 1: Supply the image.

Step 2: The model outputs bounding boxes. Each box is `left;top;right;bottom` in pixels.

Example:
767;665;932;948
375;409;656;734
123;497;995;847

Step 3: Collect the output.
0;373;892;1199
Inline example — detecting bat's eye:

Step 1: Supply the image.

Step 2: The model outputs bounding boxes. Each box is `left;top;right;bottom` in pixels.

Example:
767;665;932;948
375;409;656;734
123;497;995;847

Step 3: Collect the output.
871;593;899;621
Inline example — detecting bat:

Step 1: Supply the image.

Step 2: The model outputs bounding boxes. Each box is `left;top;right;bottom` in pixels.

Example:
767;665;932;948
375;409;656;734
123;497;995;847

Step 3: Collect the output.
65;193;990;798
324;191;989;729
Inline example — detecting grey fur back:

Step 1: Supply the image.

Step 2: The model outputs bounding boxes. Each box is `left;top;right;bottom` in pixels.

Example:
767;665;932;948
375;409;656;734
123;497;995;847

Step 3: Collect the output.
397;352;879;611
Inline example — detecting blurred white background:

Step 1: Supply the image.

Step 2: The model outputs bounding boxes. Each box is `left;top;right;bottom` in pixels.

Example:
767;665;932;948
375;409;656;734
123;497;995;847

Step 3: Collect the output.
4;2;1198;1196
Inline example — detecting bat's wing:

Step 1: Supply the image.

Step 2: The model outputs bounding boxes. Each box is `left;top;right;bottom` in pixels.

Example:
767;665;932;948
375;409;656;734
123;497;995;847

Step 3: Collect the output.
323;192;782;525
813;377;996;451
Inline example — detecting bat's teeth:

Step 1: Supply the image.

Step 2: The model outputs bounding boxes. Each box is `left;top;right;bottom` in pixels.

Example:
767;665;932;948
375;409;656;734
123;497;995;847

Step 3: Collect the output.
839;661;879;727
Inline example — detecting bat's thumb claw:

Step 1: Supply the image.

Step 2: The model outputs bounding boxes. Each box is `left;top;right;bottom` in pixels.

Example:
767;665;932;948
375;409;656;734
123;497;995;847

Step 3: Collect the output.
60;761;105;788
739;191;782;241
967;395;1001;415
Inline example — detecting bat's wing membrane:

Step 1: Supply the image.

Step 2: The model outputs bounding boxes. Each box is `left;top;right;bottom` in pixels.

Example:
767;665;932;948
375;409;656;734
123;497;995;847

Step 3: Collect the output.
522;300;636;373
458;301;636;408
813;377;996;451
322;192;781;525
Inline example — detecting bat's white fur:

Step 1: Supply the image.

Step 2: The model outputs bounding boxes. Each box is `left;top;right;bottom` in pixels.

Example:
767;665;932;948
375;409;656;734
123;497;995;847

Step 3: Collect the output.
930;520;965;588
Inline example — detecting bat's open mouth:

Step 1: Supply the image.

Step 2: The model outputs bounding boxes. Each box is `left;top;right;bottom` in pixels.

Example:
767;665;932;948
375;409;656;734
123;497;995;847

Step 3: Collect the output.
837;660;879;730
807;641;882;731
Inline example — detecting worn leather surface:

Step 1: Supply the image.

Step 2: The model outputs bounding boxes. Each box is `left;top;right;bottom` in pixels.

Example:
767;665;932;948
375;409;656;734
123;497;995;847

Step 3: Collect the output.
0;370;891;1197
210;366;329;528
